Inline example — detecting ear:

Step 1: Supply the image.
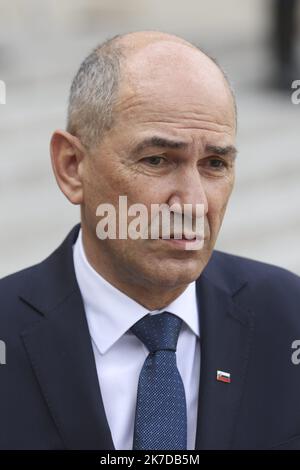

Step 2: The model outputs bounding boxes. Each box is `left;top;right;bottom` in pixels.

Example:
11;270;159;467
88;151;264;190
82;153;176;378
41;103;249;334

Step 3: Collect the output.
50;130;85;205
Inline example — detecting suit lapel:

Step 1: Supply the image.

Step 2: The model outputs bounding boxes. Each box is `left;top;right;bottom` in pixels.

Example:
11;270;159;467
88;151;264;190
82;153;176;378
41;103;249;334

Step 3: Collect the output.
19;224;115;450
194;260;255;450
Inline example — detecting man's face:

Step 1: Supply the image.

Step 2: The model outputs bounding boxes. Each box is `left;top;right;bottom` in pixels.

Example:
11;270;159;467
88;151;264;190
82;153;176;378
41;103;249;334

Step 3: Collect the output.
81;43;237;290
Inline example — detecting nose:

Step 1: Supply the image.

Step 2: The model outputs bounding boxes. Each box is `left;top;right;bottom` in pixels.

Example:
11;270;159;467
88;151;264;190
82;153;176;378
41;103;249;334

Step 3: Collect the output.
167;166;208;220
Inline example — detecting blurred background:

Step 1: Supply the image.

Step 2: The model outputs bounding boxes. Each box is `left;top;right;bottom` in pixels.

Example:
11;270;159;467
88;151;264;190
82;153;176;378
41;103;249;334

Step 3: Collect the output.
0;0;299;277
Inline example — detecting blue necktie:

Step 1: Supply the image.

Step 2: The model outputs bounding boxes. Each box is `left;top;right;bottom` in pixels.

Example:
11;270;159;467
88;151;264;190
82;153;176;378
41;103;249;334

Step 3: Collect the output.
130;311;187;450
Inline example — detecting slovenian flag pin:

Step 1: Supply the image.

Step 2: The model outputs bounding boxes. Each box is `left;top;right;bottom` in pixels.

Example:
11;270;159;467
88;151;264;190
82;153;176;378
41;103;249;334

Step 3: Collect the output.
217;370;231;383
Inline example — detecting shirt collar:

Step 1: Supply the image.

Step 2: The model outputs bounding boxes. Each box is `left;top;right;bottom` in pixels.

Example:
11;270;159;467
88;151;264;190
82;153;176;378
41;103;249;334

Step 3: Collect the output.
73;228;200;355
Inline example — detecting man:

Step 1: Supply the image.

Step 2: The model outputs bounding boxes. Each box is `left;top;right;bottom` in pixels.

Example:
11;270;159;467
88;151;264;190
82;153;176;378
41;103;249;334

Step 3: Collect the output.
1;30;300;450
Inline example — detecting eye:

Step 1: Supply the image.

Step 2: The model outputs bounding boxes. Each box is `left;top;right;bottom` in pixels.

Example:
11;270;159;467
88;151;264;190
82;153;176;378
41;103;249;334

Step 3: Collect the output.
142;156;166;166
207;158;228;169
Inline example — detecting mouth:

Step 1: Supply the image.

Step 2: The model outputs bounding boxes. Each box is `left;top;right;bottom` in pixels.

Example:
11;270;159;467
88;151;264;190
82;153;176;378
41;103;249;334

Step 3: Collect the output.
158;234;204;250
161;231;199;239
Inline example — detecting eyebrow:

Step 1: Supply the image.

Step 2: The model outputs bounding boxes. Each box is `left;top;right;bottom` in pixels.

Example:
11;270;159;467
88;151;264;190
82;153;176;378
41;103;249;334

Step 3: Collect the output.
132;136;238;158
132;136;189;154
205;144;238;159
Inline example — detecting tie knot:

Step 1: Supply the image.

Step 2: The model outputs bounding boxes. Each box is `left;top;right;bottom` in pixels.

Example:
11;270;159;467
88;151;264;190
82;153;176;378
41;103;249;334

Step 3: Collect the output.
130;311;183;353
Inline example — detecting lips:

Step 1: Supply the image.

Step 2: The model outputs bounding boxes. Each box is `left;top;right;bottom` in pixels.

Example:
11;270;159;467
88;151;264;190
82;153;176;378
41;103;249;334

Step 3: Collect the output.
158;236;204;251
161;233;197;240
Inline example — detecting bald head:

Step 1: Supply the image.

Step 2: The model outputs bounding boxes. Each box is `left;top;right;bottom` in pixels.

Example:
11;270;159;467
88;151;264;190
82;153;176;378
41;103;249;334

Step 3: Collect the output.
66;30;236;150
107;30;199;53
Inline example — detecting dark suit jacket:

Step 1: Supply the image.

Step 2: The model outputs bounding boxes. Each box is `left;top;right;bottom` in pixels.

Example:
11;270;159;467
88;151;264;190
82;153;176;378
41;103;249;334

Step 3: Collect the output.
1;223;300;450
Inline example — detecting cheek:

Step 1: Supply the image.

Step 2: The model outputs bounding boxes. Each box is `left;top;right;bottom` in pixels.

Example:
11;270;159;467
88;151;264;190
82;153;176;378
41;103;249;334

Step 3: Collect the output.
84;159;120;204
206;181;233;228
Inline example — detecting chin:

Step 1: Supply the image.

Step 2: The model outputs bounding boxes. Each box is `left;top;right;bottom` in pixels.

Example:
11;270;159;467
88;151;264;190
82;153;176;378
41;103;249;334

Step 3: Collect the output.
143;258;205;288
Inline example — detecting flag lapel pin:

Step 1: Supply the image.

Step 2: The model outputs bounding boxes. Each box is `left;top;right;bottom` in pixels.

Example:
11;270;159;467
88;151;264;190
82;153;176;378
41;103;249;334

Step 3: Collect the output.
216;370;231;383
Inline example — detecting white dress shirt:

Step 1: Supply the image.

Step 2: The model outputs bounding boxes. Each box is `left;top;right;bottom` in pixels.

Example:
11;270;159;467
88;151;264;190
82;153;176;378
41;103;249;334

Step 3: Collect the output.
73;229;200;450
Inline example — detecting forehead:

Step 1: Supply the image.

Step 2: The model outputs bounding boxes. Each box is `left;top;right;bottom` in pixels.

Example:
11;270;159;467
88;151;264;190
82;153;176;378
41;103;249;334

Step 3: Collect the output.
110;42;236;145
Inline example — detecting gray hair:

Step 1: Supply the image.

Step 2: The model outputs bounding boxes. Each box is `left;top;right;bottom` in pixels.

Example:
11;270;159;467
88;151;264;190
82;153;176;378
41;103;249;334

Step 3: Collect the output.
66;33;236;151
66;34;123;150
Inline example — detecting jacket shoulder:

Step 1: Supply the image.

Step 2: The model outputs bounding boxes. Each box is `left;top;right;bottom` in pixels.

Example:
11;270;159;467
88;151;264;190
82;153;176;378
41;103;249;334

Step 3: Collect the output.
0;263;38;298
210;249;300;287
208;250;300;328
